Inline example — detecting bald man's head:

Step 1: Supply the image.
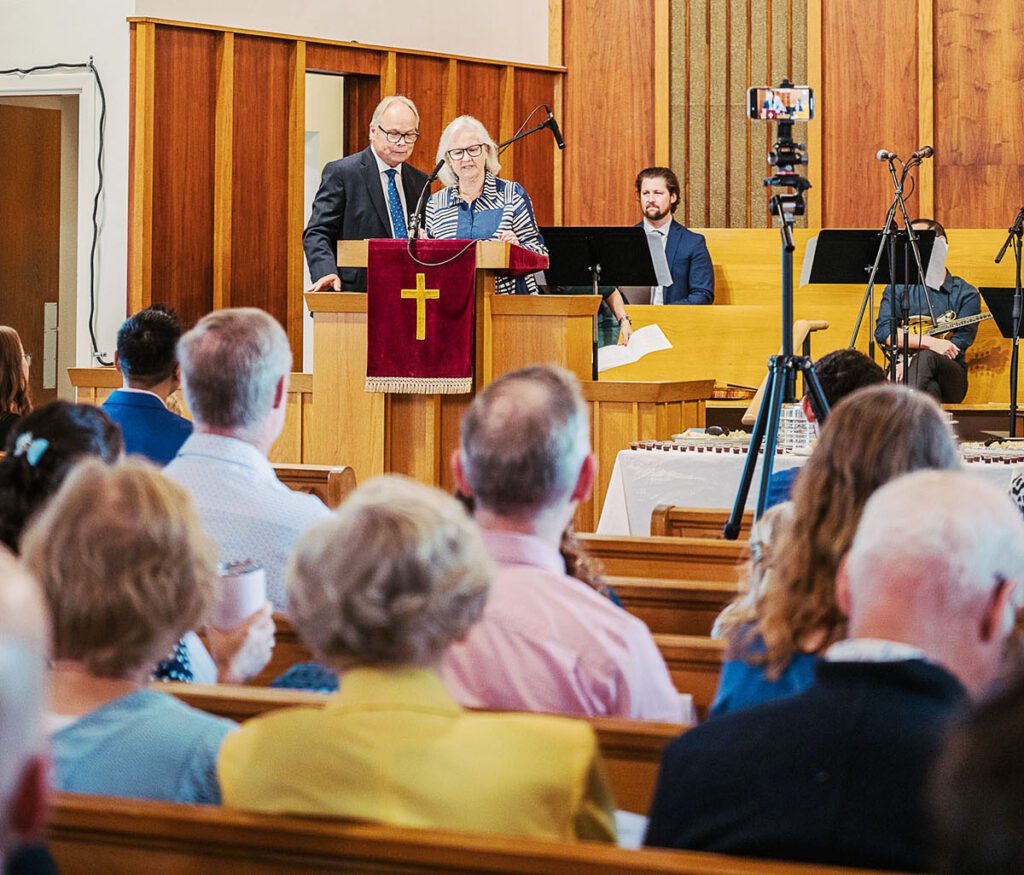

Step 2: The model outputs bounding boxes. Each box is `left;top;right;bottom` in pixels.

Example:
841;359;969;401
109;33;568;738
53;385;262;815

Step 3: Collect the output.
0;548;48;859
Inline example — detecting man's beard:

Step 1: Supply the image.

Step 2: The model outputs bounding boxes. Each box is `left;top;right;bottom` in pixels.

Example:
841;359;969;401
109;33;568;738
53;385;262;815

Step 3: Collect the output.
644;204;670;223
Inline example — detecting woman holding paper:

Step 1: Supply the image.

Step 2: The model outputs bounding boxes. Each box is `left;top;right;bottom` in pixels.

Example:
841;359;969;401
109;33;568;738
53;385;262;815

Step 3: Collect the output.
425;115;547;294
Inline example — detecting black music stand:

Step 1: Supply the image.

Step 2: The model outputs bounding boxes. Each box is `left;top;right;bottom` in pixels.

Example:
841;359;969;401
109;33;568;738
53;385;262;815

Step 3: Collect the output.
981;286;1024;436
539;226;672;379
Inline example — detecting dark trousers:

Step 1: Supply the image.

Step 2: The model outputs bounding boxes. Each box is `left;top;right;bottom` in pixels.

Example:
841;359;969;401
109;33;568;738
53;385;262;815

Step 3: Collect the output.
907;349;968;402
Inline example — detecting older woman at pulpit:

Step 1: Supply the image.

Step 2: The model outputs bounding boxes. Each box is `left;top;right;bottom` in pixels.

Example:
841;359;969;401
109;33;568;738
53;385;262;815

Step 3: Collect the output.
425;115;547;294
218;475;616;842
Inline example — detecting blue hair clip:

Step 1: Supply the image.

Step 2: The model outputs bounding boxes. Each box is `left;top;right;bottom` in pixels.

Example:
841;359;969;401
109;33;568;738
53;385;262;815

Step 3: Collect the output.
13;433;49;467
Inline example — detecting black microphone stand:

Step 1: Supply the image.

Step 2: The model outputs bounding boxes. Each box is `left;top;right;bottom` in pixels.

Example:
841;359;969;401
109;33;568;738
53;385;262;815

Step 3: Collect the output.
497;108;561;154
995;206;1024;436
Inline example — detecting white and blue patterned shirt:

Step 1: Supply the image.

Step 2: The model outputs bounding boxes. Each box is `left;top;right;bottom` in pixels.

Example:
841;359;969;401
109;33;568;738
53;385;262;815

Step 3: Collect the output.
164;433;331;610
425;172;547;294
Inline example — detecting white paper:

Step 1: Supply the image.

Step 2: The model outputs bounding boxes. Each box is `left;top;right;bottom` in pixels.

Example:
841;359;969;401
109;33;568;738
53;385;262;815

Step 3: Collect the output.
925;235;948;289
800;234;819;287
597;323;673;373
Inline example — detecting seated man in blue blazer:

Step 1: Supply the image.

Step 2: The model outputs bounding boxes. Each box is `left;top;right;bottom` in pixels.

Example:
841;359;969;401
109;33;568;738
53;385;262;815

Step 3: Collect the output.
102;305;192;466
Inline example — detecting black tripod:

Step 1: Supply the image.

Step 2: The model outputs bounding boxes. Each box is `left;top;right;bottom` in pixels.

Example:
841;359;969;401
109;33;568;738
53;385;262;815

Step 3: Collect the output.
995;206;1024;436
724;119;830;539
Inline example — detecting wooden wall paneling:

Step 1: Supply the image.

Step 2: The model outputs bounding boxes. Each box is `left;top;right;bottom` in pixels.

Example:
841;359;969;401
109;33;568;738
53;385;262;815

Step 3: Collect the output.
726;0;748;228
395;55;447;180
512;70;556;226
498;66;515;182
344;77;383;158
548;0;564;66
129;21;156;314
382;51;397;97
305;43;381;77
669;0;688;224
563;0;655;225
654;0;671;167
443;59;457;124
455;62;501;143
230;35;292;329
806;0;822;223
150;26;218;327
821;0;919;227
707;2;728;228
286;41;307;358
552;74;564;224
916;0;935;218
687;1;708;226
212;32;234;312
933;0;1024;226
749;1;770;228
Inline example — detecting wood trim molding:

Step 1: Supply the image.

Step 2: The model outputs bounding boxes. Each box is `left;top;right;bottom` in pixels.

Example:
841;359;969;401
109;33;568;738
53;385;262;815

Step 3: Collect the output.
129;21;156;314
553;75;564;224
916;0;935;217
126;17;567;73
654;0;670;167
806;0;823;224
499;66;515;181
548;0;564;67
381;51;397;97
286;39;307;359
212;31;234;311
443;58;457;121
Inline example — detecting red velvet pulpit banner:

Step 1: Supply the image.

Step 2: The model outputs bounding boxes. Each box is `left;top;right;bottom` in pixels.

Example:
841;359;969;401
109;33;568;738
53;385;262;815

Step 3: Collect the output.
366;239;477;394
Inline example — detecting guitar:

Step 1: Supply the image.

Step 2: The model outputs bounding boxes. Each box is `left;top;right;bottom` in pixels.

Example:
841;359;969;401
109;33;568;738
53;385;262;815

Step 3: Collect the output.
903;310;993;340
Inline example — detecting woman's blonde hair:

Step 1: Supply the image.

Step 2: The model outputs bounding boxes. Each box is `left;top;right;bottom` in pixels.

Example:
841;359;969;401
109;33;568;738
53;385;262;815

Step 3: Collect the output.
734;384;960;676
20;459;218;678
0;326;31;417
435;115;501;188
288;475;492;670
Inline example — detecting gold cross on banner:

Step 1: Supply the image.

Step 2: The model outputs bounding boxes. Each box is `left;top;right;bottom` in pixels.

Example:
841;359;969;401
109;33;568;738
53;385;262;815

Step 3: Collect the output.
401;272;440;341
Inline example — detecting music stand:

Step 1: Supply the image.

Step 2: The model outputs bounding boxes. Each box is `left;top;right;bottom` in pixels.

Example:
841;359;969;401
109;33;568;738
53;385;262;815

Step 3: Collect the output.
980;286;1023;435
539;226;672;379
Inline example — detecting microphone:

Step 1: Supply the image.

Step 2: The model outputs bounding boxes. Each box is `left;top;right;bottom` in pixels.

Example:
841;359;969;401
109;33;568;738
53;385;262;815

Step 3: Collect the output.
544;105;566;150
876;149;899;162
408;158;447;241
909;145;934;161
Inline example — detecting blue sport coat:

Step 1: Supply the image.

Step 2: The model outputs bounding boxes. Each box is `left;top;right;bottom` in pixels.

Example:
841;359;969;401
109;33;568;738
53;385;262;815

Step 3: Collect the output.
102;389;193;466
639;220;715;305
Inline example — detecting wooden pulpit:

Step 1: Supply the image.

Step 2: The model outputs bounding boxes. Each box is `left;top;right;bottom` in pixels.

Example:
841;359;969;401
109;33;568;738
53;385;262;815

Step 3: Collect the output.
303;240;600;488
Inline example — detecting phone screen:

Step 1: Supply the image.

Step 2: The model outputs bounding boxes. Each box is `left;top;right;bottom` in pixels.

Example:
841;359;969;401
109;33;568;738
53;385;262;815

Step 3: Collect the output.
748;86;814;121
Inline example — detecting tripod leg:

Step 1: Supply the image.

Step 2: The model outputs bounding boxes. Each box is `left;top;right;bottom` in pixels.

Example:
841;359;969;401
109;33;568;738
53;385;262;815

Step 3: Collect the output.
755;357;788;517
802;361;831;423
723;364;777;540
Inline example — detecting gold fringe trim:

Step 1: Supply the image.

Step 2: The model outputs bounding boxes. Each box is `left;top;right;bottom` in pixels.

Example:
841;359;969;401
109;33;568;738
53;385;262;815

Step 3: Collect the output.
365;376;473;395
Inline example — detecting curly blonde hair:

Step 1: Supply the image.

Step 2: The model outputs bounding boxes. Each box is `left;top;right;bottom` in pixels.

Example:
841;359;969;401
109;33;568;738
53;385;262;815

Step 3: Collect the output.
732;384;960;677
20;459;218;678
288;475;492;669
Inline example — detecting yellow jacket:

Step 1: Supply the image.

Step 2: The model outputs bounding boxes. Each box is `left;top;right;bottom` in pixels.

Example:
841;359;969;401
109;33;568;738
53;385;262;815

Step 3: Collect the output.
218;666;617;842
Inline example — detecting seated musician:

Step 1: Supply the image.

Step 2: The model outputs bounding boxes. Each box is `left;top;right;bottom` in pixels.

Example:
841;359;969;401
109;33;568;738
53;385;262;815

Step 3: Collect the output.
219;475;617;842
874;219;982;402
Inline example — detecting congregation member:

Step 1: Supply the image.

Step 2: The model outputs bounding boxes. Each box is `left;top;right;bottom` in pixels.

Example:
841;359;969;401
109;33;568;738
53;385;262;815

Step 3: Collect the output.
0;401;122;553
304;95;428;292
23;460;237;804
931;671;1024;874
103;304;192;465
443;364;682;722
425;115;547;294
646;470;1024;872
219;475;617;842
164;307;330;610
0;548;50;873
875;219;982;403
711;384;960;716
0;326;32;448
764;347;886;508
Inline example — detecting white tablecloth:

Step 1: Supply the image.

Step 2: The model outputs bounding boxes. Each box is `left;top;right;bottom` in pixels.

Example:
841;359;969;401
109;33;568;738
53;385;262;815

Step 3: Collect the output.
597;447;1021;536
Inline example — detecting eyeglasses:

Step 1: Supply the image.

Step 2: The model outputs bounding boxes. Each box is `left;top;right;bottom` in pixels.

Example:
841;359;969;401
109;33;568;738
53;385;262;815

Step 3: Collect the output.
447;144;485;161
377;126;419;144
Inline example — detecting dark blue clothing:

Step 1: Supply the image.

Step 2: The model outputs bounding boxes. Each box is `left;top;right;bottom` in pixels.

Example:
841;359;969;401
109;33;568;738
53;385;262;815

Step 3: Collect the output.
637;220;714;305
710;646;817;717
102;389;192;466
764;465;801;510
874;273;981;356
645;659;966;872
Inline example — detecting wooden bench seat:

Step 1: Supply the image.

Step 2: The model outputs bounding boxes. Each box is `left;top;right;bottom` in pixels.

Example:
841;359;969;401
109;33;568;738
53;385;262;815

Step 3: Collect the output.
272;463;356;508
650;506;754;540
610;576;738;636
578;534;749;582
48;792;907;874
161;682;685;814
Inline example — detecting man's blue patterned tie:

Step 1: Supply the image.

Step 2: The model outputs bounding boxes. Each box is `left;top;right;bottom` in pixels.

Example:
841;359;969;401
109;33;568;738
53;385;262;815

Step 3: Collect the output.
385;168;408;238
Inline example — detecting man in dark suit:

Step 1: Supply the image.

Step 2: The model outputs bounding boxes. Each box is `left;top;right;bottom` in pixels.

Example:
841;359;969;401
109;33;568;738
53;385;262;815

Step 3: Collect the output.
645;470;1024;873
102;305;192;466
303;95;429;292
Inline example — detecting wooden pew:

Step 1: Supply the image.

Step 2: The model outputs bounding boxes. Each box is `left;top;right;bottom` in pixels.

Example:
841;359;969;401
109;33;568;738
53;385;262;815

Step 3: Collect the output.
161;682;685;814
650;506;754;540
578;534;749;582
48;793;904;874
611;576;738;636
655;634;727;720
273;463;357;509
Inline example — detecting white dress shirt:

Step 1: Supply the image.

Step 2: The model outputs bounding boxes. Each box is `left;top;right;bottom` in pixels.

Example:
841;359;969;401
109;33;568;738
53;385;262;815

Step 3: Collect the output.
644;219;670;305
372;148;409;236
164;433;331;610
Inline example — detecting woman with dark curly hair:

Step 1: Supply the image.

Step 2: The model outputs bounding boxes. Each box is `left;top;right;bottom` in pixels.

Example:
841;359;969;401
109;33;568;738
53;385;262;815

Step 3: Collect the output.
0;326;33;447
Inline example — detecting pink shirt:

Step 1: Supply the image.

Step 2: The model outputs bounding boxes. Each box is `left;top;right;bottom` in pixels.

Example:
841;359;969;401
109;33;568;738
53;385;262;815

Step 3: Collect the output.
441;530;683;722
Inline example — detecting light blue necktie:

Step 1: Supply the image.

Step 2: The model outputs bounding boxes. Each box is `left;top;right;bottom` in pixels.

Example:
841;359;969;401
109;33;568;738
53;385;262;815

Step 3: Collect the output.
385;168;407;238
